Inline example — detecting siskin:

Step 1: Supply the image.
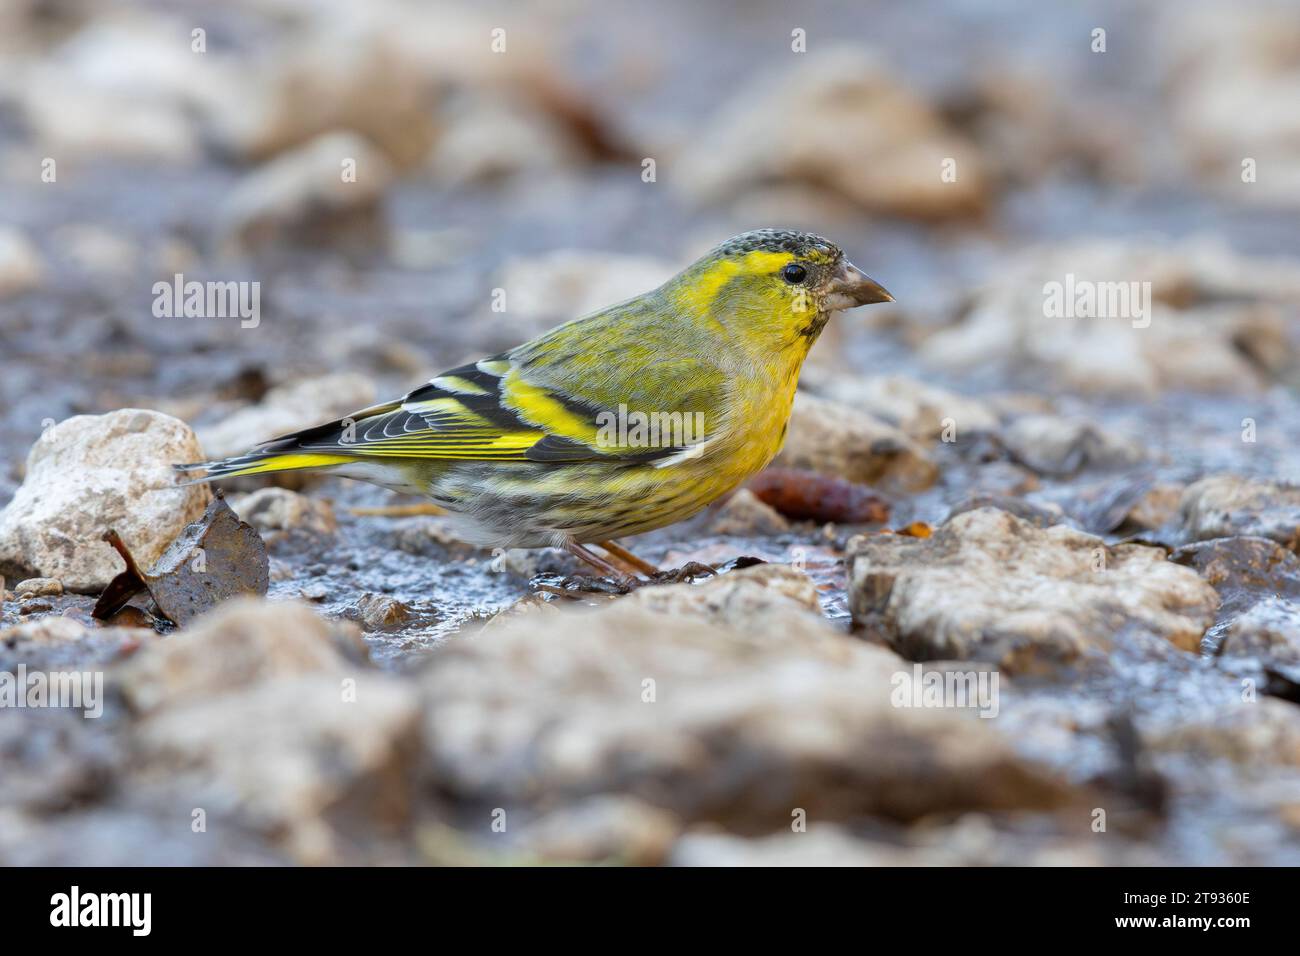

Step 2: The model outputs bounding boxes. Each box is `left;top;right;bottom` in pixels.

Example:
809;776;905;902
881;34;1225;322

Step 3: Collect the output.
177;229;892;579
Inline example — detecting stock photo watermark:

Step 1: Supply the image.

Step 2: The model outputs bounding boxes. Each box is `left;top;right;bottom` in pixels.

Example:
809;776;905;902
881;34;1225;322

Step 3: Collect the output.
50;887;151;936
1043;273;1152;329
152;273;261;328
594;405;706;450
0;665;103;718
890;663;1000;719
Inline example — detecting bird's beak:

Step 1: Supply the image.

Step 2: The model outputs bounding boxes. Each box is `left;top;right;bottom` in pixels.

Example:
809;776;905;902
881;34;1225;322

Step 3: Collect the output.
825;260;894;310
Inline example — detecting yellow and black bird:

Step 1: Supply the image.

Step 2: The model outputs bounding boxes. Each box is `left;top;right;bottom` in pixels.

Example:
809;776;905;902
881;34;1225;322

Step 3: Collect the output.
177;229;892;578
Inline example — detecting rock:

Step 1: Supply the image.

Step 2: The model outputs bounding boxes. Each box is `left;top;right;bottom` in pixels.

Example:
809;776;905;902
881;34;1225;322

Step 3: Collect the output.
216;131;394;258
196;373;376;461
1061;477;1167;535
998;414;1145;477
428;93;579;184
134;673;420;864
117;598;363;715
1222;598;1300;663
0;616;90;646
1180;476;1300;551
11;15;210;163
1159;303;1297;390
918;239;1300;395
355;593;413;631
0;227;44;298
676;46;989;220
201;9;441;167
671;817;1115;866
1159;5;1300;207
519;796;679;865
298;582;330;602
984;392;1058;420
0;410;211;593
13;578;62;598
0;615;156;674
817;374;1000;442
946;494;1064;528
478;593;564;633
774;393;938;494
1146;699;1300;768
620;563;825;631
948;462;1041;500
420;600;1071;830
702;488;790;537
1122;482;1186;533
200;3;595;172
53;224;139;280
945;67;1147;187
229;488;337;538
849;507;1220;672
0;709;119;814
1170;536;1300;617
671;826;902;866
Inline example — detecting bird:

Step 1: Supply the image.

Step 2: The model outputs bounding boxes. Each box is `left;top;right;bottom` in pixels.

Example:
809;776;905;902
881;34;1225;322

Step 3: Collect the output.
176;228;892;581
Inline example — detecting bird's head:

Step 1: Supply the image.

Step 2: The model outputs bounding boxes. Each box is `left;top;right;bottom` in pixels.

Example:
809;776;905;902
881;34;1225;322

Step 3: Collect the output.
665;228;892;352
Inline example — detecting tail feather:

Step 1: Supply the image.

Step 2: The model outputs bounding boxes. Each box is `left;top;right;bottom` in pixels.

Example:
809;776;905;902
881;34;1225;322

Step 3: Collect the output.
174;396;409;485
173;450;357;484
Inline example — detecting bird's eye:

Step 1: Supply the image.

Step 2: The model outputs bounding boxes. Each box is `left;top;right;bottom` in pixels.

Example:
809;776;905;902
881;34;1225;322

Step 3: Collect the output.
781;263;808;284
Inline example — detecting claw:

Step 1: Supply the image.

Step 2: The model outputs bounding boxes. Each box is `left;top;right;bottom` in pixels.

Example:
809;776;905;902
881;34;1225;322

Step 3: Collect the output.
646;560;717;584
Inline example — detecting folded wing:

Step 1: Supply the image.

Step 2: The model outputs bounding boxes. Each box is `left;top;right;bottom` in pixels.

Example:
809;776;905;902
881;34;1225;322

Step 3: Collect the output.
178;345;727;480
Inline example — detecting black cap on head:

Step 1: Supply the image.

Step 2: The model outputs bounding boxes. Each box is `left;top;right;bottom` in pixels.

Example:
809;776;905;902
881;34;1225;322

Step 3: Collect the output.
715;228;842;262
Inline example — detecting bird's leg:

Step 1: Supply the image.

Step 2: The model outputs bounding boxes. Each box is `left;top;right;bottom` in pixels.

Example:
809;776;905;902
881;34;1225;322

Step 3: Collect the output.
350;503;448;517
598;540;660;576
601;539;717;584
563;540;637;585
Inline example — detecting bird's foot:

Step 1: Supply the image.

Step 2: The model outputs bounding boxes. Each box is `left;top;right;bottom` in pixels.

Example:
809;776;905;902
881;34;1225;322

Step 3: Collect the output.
534;547;763;598
530;559;720;598
644;560;718;585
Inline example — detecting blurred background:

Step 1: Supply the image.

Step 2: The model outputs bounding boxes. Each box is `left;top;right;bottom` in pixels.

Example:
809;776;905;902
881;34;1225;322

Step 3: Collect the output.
2;0;1297;441
1;0;1299;866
